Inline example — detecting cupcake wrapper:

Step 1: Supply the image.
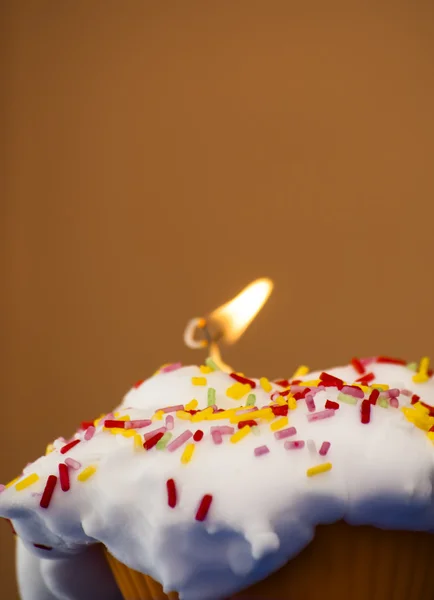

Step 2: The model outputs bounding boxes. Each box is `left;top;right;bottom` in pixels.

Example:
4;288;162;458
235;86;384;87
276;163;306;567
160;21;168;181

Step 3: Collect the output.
105;522;434;600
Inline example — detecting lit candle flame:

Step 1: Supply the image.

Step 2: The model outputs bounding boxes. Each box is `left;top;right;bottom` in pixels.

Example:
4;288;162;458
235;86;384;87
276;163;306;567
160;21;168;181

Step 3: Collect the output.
184;278;274;370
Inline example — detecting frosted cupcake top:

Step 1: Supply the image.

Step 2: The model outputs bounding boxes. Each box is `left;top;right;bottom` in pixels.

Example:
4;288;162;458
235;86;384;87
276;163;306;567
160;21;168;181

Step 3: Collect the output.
1;357;434;600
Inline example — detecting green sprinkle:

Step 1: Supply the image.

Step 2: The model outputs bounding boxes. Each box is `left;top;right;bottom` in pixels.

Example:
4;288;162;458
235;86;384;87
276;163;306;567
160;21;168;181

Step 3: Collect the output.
378;397;389;408
337;392;358;405
207;388;216;406
156;432;173;449
205;357;220;371
406;362;418;372
251;426;260;436
246;393;256;406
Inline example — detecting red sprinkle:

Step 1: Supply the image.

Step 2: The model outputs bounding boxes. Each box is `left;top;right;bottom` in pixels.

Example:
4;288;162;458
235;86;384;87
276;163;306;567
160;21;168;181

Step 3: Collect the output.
81;421;94;430
356;372;375;384
411;394;420;405
291;379;302;385
275;379;290;387
351;358;365;375
237;420;257;429
133;379;145;388
104;420;126;429
293;388;311;400
361;400;371;424
143;431;165;451
325;400;340;410
278;389;291;397
193;430;204;442
271;405;289;417
420;402;434;416
369;389;380;405
430;425;434;432
195;494;213;521
58;464;70;492
40;475;57;509
319;372;344;389
376;356;406;365
60;440;81;455
33;543;52;551
166;478;177;508
230;373;256;388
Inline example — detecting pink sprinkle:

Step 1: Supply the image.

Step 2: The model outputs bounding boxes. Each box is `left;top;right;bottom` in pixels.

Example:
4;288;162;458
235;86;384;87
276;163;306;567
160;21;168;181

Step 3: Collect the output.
305;394;316;413
0;484;5;493
319;441;331;456
160;362;182;373
284;440;305;450
254;445;270;457
274;426;297;440
211;430;223;445
143;426;167;442
341;385;364;399
161;405;184;414
167;430;193;452
389;397;399;408
84;426;95;441
235;407;256;415
125;419;152;430
211;404;219;413
210;426;235;435
307;409;335;422
165;415;174;430
289;385;304;394
65;458;81;470
387;388;400;398
401;389;412;397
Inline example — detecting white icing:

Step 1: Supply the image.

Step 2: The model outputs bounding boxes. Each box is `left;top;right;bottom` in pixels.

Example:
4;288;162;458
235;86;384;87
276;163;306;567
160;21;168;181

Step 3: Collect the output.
2;362;434;600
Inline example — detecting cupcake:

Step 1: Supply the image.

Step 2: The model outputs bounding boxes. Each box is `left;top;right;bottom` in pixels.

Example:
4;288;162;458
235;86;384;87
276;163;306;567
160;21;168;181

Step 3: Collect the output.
2;356;434;600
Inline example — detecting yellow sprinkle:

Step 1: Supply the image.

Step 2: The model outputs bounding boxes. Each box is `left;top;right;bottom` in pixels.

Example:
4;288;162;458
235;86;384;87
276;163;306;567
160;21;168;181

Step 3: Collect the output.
298;379;321;387
185;399;198;411
287;396;297;410
192;377;207;386
176;410;193;421
414;402;430;415
208;409;237;421
5;476;21;489
134;434;143;449
307;463;333;477
413;358;430;384
230;425;251;443
120;430;136;438
292;365;310;378
15;473;39;491
104;427;126;435
274;396;286;405
45;443;55;455
77;465;97;482
427;431;434;442
181;443;195;464
270;416;288;431
371;383;389;391
259;377;272;392
152;410;164;421
191;407;213;422
231;407;273;423
226;382;251;400
357;385;371;393
199;365;212;374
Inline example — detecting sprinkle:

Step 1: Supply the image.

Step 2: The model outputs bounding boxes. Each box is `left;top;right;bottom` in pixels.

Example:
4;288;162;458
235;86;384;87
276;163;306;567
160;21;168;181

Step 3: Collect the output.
125;419;152;430
275;379;290;387
307;463;332;477
351;358;365;375
77;466;97;482
251;426;260;436
271;405;289;417
166;478;177;507
307;439;316;453
104;419;126;429
176;410;193;421
238;419;258;429
288;396;297;410
285;440;305;450
161;362;182;373
390;397;399;408
165;415;174;430
152;410;164;421
325;400;340;410
134;434;143;449
195;494;213;521
185;399;198;411
413;357;430;383
181;443;195;464
411;394;420;405
231;407;273;423
337;392;358;405
207;388;216;406
305;394;316;413
319;441;331;456
376;356;406;365
369;389;380;405
292;365;309;379
401;389;412;397
356;372;375;384
193;430;204;442
307;409;336;422
371;383;389;391
274;426;297;440
208;409;237;421
156;432;173;449
205;357;220;371
84;426;95;441
192;377;207;386
210;426;235;435
0;484;5;493
60;439;81;455
378;398;389;408
230;373;256;388
45;444;55;455
133;379;144;389
226;382;251;400
15;473;39;491
259;377;272;392
65;458;81;470
144;431;165;450
81;421;94;430
40;475;57;508
191;407;213;422
270;416;289;431
167;430;193;452
246;393;256;406
406;362;418;372
361;400;371;424
143;426;167;441
211;430;223;444
341;385;364;399
33;543;52;551
58;464;70;492
319;372;344;389
200;365;212;374
230;426;251;443
254;445;269;457
6;476;21;489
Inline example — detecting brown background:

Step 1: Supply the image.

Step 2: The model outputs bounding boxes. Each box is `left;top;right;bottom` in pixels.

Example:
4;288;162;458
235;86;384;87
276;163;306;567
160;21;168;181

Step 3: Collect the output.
2;1;434;597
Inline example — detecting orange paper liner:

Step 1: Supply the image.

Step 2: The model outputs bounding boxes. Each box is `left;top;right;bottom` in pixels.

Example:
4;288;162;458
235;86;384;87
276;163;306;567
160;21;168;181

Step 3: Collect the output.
105;522;434;600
